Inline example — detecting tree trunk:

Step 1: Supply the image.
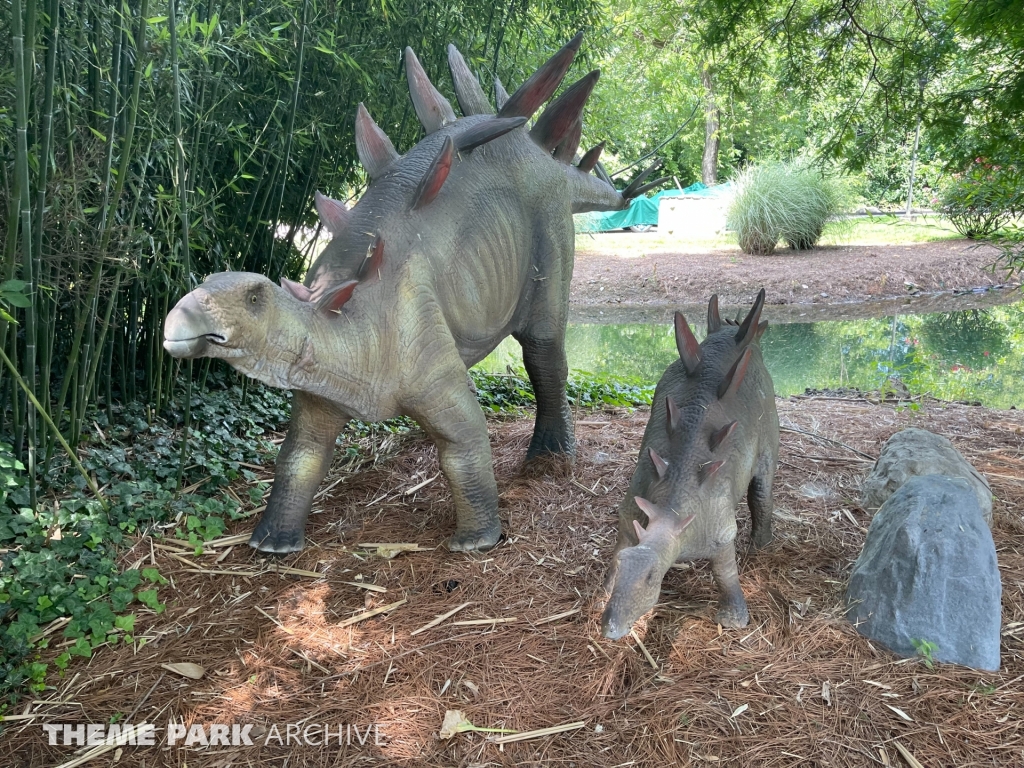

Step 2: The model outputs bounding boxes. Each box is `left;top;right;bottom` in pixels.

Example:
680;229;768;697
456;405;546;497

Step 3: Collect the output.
701;64;719;186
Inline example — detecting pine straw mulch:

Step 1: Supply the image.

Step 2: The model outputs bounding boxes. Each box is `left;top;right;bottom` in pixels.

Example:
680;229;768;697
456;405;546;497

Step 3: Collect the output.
4;396;1024;767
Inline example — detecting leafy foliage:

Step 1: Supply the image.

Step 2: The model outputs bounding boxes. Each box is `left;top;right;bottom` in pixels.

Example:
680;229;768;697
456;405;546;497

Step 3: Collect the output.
0;381;288;704
939;161;1023;239
727;160;849;255
471;368;653;411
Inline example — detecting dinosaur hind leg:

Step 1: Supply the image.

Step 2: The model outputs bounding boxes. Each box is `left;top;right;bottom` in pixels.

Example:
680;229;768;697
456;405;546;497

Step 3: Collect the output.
517;332;575;459
249;391;348;553
748;450;776;551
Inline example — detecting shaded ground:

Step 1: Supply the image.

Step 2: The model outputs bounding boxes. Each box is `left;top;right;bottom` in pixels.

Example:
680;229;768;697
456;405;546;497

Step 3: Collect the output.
572;233;1015;315
5;397;1023;767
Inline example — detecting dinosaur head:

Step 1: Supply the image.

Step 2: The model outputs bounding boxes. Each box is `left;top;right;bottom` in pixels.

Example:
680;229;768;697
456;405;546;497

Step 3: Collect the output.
163;272;314;362
601;497;695;640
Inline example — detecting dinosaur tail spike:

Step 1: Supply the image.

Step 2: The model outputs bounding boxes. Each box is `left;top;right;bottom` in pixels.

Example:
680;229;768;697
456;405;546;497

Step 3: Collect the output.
707;294;722;334
498;31;583;120
355;104;400;180
405;47;457;134
280;277;313;302
317;280;359;315
735;288;766;348
709;420;738;452
648;447;668;481
665;395;681;433
699;459;726;485
755;320;769;342
623;159;665;199
594;160;615;187
412;136;455;210
530;70;600;153
357;234;385;281
553;118;583;164
494;77;510;110
718;347;753;399
455;116;527;153
314;191;351;236
447;44;492;116
674;311;702;375
627;178;671;199
578;142;605;173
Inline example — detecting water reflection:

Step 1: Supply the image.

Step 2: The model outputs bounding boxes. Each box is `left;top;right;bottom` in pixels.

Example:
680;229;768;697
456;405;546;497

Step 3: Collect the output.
477;302;1024;409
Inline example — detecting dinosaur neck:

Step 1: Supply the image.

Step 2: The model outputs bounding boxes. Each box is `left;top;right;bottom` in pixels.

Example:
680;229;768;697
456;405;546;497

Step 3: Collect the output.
242;311;396;422
641;519;688;572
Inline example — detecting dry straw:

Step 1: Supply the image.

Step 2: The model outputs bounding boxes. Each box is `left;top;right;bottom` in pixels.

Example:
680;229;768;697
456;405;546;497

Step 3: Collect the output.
4;396;1022;767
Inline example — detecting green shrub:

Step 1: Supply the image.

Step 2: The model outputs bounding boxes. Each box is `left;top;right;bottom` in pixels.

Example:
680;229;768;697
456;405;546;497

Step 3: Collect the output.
939;160;1022;239
727;160;849;255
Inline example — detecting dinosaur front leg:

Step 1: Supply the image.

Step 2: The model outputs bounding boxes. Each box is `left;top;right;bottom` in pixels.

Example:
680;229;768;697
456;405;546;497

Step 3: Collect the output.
249;391;348;553
710;541;750;628
516;332;575;459
406;379;501;552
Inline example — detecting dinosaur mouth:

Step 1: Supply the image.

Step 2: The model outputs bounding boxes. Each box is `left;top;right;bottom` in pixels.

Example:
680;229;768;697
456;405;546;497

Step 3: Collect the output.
163;333;228;358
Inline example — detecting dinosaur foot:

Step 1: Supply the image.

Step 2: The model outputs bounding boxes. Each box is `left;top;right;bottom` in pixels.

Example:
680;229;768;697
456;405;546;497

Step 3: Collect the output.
447;521;502;552
716;602;750;628
525;428;576;462
248;522;306;554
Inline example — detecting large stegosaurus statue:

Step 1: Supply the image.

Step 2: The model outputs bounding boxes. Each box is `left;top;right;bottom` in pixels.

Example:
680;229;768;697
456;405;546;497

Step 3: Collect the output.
163;33;666;553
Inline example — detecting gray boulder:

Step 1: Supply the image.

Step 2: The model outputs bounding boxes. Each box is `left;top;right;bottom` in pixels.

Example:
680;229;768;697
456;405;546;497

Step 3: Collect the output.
846;475;1002;671
861;428;992;527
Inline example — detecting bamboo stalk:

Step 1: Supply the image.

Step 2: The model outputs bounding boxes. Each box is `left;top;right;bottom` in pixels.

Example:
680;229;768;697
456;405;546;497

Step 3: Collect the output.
30;0;59;430
169;0;194;490
267;0;310;280
12;0;39;511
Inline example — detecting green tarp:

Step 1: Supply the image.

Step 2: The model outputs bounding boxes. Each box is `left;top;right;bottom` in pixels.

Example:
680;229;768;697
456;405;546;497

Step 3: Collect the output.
574;182;708;233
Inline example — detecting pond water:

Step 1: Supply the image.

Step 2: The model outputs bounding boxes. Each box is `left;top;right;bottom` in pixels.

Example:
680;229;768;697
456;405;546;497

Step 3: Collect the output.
475;292;1024;409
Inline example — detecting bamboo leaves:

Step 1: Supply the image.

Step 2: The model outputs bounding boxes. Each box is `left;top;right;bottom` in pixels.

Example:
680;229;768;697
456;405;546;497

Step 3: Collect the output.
0;0;599;499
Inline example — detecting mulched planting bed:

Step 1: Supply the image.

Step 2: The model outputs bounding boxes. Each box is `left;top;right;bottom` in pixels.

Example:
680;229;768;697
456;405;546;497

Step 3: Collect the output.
571;236;1015;311
4;396;1023;767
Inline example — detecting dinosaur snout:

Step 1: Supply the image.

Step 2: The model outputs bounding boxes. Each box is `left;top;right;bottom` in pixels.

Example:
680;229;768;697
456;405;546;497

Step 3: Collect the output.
600;610;631;640
600;547;663;640
163;291;227;358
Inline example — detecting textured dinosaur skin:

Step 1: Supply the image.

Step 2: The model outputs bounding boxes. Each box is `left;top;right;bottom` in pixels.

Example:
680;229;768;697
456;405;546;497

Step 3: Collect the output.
163;35;664;554
601;291;779;639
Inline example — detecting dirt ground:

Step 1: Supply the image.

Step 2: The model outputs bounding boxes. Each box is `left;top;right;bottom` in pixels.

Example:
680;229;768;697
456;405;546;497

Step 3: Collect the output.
5;396;1023;767
572;234;1015;314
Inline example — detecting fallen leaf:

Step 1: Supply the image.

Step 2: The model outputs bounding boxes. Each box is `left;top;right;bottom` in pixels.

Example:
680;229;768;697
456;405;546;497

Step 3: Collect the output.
730;704;748;718
439;710;471;740
160;662;205;680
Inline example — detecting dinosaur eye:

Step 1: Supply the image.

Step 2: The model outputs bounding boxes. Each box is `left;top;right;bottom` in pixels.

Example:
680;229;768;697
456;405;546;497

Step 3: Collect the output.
250;293;258;304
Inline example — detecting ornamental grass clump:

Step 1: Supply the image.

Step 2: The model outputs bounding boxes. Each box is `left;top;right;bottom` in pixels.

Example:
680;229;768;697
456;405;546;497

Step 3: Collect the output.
727;160;848;255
